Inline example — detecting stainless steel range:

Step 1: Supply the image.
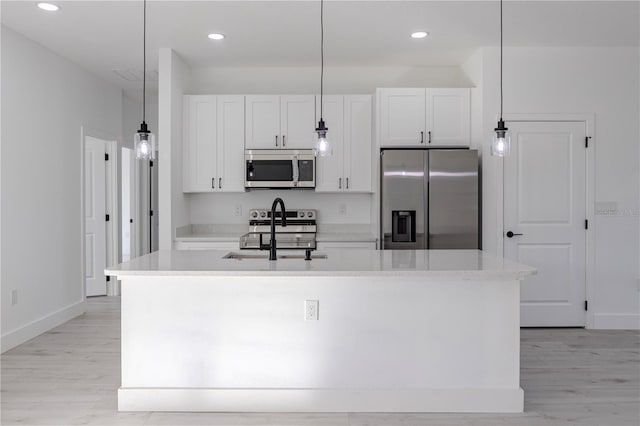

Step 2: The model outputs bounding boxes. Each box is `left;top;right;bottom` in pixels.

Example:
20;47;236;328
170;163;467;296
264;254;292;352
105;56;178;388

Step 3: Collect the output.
240;208;317;250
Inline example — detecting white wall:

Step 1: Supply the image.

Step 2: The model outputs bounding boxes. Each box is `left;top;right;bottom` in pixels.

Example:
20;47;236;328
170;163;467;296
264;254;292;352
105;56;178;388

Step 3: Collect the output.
476;46;640;329
190;66;472;95
158;49;191;249
1;26;123;351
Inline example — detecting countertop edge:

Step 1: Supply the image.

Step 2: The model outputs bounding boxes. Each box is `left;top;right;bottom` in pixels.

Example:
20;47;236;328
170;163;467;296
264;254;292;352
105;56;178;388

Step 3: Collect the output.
106;269;536;280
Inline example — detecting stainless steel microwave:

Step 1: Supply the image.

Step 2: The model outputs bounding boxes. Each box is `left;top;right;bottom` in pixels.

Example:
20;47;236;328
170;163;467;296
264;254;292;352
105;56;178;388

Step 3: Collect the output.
245;149;316;189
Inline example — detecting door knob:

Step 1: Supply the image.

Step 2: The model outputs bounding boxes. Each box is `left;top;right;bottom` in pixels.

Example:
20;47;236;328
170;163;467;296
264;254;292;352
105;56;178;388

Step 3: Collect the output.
506;231;523;238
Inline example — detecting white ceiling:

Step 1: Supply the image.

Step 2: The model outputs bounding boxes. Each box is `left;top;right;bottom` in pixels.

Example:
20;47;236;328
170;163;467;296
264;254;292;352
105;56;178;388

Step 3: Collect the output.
2;0;638;99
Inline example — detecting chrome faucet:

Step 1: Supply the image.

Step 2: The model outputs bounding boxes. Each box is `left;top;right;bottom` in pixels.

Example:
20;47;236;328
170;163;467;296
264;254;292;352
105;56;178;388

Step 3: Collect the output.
268;197;287;260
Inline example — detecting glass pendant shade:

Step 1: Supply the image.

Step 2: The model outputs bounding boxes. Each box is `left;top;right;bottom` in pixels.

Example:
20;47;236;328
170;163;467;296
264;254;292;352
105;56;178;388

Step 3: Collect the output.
135;123;156;160
315;120;332;157
491;120;511;157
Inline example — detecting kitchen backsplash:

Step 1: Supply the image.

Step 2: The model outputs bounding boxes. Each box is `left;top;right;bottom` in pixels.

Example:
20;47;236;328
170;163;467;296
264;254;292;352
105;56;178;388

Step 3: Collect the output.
189;192;374;225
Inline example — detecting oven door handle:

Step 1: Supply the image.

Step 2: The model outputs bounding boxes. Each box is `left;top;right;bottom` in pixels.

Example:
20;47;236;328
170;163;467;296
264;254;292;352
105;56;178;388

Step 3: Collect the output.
292;156;299;187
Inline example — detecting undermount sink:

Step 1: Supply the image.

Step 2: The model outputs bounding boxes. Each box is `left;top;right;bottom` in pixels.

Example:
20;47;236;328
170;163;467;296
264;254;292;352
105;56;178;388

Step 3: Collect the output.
223;252;328;260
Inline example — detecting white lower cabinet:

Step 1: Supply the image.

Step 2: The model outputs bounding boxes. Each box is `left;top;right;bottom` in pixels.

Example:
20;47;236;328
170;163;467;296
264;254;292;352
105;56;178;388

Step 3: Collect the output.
315;95;372;192
174;241;239;251
183;95;245;193
316;241;377;250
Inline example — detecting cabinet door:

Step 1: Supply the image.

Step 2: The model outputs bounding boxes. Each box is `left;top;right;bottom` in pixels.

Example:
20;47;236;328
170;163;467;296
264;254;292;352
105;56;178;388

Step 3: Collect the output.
245;95;280;149
183;95;217;192
378;88;426;146
315;95;344;192
216;96;245;192
344;95;372;192
425;88;470;146
280;95;316;149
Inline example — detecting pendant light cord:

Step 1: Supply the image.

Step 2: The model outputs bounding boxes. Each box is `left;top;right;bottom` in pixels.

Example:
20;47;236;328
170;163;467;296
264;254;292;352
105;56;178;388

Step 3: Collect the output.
500;0;503;121
143;0;147;123
320;0;324;121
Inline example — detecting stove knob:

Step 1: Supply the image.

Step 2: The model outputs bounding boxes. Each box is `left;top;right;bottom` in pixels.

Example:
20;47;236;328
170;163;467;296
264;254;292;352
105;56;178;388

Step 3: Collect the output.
307;211;314;218
251;211;258;219
260;211;267;218
298;211;305;218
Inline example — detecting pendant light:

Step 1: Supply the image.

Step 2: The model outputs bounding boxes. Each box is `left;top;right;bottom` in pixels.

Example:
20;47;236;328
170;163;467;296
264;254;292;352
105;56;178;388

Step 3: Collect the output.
491;0;510;157
135;0;156;160
315;0;332;157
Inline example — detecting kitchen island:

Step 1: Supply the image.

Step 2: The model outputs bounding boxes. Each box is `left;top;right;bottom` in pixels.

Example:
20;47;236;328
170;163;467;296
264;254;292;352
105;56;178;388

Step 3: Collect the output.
106;249;535;413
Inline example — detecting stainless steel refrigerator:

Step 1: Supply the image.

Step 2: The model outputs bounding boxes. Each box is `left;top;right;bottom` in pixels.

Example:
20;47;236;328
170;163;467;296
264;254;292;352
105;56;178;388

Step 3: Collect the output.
380;149;480;250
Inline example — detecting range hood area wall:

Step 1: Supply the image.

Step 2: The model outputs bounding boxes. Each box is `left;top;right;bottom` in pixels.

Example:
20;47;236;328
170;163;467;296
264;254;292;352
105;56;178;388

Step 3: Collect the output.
189;192;373;225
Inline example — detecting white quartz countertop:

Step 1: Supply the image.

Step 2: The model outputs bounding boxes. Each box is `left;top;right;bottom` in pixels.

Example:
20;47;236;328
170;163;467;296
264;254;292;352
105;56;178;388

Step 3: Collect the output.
106;249;535;280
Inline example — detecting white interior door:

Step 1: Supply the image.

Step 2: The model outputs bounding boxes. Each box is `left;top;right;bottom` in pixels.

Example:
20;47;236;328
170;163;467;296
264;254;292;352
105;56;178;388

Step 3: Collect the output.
121;147;133;262
85;137;107;297
504;121;587;327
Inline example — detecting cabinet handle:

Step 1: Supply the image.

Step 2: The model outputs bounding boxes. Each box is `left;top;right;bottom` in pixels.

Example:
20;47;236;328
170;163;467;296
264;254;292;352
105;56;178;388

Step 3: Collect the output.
346;177;349;189
338;178;342;189
212;178;215;189
275;135;278;147
428;131;432;144
282;135;286;146
219;177;222;189
420;131;424;144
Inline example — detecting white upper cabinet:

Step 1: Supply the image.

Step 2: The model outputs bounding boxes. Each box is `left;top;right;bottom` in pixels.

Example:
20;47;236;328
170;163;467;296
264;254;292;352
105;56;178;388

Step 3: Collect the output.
245;95;280;149
378;88;470;147
316;95;373;193
215;96;245;192
183;95;217;192
344;95;373;192
183;95;245;193
280;95;317;149
379;88;426;146
246;95;316;149
315;95;344;192
425;88;471;146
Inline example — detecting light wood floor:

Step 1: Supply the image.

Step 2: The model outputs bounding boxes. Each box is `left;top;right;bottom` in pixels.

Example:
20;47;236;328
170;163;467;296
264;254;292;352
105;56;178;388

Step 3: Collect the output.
1;296;639;426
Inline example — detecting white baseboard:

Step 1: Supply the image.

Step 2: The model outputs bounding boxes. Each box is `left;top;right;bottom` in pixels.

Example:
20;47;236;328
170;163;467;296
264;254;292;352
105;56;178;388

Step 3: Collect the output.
592;313;640;330
118;387;524;413
1;300;86;353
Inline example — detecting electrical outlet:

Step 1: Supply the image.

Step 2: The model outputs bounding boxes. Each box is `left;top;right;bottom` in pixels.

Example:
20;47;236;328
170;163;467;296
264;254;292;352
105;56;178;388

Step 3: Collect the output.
10;289;18;306
305;300;319;321
233;204;243;217
339;203;347;215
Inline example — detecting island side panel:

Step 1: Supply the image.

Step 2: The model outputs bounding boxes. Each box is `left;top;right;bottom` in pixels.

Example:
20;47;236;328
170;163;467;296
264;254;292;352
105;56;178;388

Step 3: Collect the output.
120;275;522;412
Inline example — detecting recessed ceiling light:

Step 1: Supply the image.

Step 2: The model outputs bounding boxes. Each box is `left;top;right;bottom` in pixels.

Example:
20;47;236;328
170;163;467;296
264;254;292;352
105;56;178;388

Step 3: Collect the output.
207;33;225;41
37;2;60;12
411;31;429;39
